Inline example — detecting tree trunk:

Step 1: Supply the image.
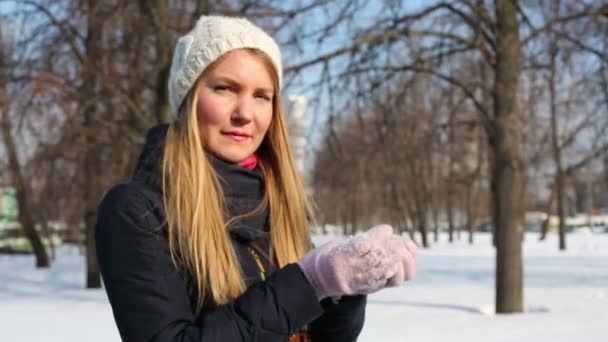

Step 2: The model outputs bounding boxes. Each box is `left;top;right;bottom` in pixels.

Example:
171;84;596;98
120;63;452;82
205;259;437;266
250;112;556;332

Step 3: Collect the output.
604;157;608;186
548;41;566;251
447;190;455;243
350;202;358;234
446;100;456;243
193;0;210;22
389;180;406;234
457;210;462;241
427;150;440;243
84;0;102;289
410;163;429;247
0;34;49;268
414;198;429;248
151;0;172;124
145;0;210;124
398;183;417;243
39;212;56;261
492;0;524;314
0;117;50;267
433;207;439;243
419;220;428;248
465;182;476;245
85;204;100;288
447;89;456;243
539;182;556;240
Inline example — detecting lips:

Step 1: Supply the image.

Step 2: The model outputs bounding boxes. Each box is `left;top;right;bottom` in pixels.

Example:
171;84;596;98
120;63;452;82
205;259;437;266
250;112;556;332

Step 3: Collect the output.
222;131;251;142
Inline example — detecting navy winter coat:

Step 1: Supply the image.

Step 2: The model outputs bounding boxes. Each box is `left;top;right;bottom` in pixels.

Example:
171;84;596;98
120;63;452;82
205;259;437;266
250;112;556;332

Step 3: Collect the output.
95;125;366;342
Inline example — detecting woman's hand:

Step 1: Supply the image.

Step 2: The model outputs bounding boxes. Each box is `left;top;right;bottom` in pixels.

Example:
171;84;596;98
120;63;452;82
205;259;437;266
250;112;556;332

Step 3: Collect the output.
298;225;418;300
384;236;418;287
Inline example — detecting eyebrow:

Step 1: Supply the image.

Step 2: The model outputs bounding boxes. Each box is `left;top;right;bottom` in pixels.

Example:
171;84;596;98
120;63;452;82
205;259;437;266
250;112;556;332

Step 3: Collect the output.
211;75;273;94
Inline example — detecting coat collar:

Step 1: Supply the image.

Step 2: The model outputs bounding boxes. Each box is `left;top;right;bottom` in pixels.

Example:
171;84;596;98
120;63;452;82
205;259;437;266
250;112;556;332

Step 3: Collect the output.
132;124;269;242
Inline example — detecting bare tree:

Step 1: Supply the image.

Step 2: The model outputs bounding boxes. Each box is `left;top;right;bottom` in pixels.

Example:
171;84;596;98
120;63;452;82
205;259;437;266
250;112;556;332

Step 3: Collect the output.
491;0;524;313
302;0;608;313
523;1;608;244
547;35;567;250
0;18;50;267
81;0;103;288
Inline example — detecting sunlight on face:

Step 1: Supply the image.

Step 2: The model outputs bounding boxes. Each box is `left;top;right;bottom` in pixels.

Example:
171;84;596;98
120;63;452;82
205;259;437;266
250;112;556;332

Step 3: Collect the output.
196;49;275;163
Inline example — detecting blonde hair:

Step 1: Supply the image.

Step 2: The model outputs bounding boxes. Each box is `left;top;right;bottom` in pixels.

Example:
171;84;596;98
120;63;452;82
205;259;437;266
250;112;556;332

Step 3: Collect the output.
162;48;314;313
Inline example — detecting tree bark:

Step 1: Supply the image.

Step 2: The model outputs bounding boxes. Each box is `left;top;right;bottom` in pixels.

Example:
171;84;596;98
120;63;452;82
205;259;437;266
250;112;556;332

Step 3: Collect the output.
0;113;50;267
465;182;476;245
432;206;440;243
429;157;440;243
410;162;429;247
604;157;608;186
548;40;566;250
492;0;524;314
145;0;210;124
539;182;557;240
447;188;455;243
149;0;172;124
192;0;210;22
84;0;102;289
0;30;49;268
447;112;455;243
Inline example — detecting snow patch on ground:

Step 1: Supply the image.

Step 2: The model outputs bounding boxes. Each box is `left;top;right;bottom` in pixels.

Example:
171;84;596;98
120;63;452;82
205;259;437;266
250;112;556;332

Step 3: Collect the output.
1;232;607;341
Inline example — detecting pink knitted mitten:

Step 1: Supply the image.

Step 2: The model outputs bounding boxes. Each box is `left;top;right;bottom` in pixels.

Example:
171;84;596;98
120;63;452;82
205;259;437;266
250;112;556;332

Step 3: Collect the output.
298;225;416;300
385;237;418;287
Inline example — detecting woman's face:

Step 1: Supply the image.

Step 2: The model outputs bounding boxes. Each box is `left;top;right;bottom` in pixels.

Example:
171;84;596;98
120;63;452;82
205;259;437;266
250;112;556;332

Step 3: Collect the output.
196;49;275;163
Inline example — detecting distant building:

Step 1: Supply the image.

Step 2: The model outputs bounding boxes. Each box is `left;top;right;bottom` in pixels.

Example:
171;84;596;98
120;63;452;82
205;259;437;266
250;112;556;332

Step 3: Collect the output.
0;186;18;230
562;214;608;232
478;211;608;233
530;212;608;233
285;94;308;181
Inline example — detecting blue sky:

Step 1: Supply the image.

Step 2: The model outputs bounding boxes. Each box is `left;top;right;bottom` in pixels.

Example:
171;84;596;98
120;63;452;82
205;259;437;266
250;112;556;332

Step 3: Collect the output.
275;0;433;160
0;1;17;14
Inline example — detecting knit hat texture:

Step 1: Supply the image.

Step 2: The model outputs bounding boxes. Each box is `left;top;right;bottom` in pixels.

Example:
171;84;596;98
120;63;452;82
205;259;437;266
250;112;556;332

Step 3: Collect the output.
168;15;282;119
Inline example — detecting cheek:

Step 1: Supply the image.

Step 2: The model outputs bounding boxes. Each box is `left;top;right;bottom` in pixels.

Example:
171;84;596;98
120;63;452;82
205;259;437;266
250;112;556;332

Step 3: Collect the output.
258;109;274;135
196;96;226;131
196;98;213;125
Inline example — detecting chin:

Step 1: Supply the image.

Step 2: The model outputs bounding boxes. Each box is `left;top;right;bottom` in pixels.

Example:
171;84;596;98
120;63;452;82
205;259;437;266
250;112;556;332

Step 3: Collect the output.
215;151;251;163
207;142;258;163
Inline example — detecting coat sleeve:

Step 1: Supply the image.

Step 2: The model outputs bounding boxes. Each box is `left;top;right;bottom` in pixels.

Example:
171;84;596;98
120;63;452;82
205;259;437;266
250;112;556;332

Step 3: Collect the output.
95;183;323;342
308;295;366;342
304;240;367;342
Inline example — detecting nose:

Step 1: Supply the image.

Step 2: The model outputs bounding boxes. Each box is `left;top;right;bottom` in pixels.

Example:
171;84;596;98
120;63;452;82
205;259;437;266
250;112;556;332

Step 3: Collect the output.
231;96;253;125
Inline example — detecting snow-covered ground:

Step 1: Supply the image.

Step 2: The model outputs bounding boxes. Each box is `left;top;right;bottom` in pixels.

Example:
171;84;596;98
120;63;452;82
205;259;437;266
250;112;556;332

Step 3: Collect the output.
1;232;606;341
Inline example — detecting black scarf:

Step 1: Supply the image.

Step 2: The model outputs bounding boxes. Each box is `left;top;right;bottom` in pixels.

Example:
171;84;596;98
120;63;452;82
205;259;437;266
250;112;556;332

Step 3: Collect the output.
131;124;271;245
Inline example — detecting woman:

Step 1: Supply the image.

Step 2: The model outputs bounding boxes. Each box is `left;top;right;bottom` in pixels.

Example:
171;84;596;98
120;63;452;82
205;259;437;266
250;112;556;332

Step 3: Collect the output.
96;15;418;342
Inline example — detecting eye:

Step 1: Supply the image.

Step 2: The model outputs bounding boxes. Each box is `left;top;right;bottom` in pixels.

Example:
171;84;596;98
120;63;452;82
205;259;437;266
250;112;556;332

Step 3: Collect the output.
255;93;272;102
213;84;231;93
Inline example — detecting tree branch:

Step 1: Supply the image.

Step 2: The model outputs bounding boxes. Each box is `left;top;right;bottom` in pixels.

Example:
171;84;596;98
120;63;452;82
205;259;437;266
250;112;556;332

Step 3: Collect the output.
19;0;85;65
522;5;608;45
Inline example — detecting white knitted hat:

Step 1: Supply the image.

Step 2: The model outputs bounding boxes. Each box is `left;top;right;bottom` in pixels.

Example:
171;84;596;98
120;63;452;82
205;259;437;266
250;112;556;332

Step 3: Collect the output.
168;15;283;119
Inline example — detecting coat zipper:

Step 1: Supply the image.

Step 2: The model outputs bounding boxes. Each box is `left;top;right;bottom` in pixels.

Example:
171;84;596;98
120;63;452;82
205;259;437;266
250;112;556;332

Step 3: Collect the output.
246;245;266;280
246;244;310;342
